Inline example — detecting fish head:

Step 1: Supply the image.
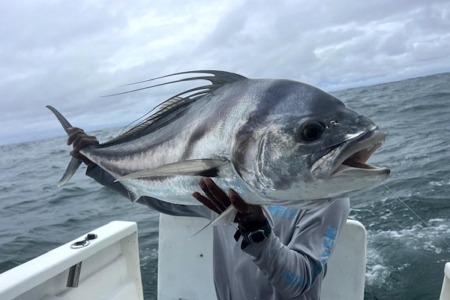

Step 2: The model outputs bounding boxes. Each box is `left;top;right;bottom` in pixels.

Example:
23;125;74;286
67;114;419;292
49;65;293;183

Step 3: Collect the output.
232;80;390;204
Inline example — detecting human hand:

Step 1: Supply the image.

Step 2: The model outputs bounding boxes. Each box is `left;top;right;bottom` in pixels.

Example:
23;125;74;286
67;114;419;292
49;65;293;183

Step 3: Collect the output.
192;178;267;232
67;127;99;166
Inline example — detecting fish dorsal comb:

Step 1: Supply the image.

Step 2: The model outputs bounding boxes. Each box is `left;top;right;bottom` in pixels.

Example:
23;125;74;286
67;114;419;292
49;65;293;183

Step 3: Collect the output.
102;96;189;146
108;70;247;98
101;70;246;147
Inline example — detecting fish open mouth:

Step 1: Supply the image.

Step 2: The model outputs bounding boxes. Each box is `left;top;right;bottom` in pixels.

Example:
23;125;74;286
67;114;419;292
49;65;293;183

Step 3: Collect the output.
331;130;389;175
311;130;389;179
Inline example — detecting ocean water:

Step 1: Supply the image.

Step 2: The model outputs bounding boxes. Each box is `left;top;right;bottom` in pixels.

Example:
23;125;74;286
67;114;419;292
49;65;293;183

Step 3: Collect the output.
1;73;449;299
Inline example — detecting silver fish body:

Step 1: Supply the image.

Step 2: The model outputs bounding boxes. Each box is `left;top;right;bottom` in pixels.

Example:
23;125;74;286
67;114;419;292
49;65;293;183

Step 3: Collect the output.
48;71;390;209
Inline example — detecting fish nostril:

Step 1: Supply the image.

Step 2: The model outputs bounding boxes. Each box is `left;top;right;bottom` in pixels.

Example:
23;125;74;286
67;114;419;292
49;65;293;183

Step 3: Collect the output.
330;120;339;126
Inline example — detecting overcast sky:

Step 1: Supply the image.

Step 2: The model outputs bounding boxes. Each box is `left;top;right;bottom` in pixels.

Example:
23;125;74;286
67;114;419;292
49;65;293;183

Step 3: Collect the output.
1;0;449;145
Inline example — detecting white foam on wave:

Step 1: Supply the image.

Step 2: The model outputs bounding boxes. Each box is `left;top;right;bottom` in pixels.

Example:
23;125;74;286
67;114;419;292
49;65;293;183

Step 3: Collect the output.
365;218;450;286
366;264;390;286
429;218;446;223
375;225;448;252
429;179;450;186
369;219;450;244
365;246;391;287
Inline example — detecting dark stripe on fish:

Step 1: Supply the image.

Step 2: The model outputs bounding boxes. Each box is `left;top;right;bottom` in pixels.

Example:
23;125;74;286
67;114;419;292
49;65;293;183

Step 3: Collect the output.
181;124;210;160
195;167;220;177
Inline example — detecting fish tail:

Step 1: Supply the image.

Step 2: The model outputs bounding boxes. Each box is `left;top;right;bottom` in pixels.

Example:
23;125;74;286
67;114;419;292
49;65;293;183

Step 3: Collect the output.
46;105;75;135
46;105;82;186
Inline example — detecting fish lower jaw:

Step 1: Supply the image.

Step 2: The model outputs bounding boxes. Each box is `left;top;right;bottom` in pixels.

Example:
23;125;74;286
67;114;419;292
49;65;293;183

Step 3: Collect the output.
332;164;390;177
330;130;388;176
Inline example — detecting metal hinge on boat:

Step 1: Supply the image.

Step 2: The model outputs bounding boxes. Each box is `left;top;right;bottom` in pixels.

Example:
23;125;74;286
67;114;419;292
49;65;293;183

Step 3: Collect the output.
66;233;98;287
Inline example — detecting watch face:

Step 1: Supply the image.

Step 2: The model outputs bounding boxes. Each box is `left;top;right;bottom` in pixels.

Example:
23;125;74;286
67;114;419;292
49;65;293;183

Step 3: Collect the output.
249;230;265;243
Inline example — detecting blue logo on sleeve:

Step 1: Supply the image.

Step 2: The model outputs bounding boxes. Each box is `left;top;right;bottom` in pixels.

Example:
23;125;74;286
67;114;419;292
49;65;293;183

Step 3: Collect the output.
320;227;337;266
267;206;298;221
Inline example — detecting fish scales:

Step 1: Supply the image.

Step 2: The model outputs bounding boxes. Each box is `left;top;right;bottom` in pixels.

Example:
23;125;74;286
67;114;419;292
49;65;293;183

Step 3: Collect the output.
85;80;258;171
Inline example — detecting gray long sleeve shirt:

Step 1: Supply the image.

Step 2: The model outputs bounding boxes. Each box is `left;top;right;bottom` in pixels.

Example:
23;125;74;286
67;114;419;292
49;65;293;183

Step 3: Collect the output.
86;166;350;300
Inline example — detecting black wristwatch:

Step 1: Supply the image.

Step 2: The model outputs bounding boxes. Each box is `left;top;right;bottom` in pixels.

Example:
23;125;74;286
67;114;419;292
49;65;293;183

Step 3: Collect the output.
234;221;272;249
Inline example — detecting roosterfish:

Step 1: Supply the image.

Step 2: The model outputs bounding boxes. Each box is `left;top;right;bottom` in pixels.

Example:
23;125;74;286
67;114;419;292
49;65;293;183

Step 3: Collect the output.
48;70;389;223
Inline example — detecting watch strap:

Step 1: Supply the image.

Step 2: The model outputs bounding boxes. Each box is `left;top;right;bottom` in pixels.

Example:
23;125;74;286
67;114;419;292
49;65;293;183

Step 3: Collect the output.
236;221;272;249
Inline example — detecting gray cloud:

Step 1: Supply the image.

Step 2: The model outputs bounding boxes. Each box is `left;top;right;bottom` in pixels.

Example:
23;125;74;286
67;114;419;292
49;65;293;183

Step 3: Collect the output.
0;0;449;145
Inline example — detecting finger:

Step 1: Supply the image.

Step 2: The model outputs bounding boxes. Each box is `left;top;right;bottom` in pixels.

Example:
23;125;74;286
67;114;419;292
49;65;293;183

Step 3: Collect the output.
192;192;222;214
228;189;250;213
70;150;88;159
203;178;229;204
229;189;266;227
198;179;219;203
198;179;229;212
67;127;82;134
70;151;94;165
198;179;215;200
67;127;83;132
72;136;99;152
67;128;85;145
202;178;230;211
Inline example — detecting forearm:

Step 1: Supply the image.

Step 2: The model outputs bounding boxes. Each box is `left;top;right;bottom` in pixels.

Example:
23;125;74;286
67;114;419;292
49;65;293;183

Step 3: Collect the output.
243;199;350;298
244;234;321;298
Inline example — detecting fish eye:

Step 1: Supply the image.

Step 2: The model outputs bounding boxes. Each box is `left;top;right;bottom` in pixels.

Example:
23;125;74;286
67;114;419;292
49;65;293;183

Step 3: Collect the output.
296;121;325;142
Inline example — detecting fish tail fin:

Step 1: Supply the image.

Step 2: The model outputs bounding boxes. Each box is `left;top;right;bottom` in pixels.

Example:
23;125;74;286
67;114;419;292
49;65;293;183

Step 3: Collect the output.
46;105;82;186
190;205;274;238
58;158;82;187
46;105;75;135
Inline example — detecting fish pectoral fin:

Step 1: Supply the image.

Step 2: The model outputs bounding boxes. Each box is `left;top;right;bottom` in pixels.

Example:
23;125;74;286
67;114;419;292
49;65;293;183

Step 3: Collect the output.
211;205;239;226
211;205;274;227
190;206;238;238
191;205;274;238
115;158;229;181
128;191;141;203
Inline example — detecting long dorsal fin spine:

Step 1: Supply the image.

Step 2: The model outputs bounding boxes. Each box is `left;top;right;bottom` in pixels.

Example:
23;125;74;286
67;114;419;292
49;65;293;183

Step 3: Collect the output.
101;70;246;147
120;70;245;87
